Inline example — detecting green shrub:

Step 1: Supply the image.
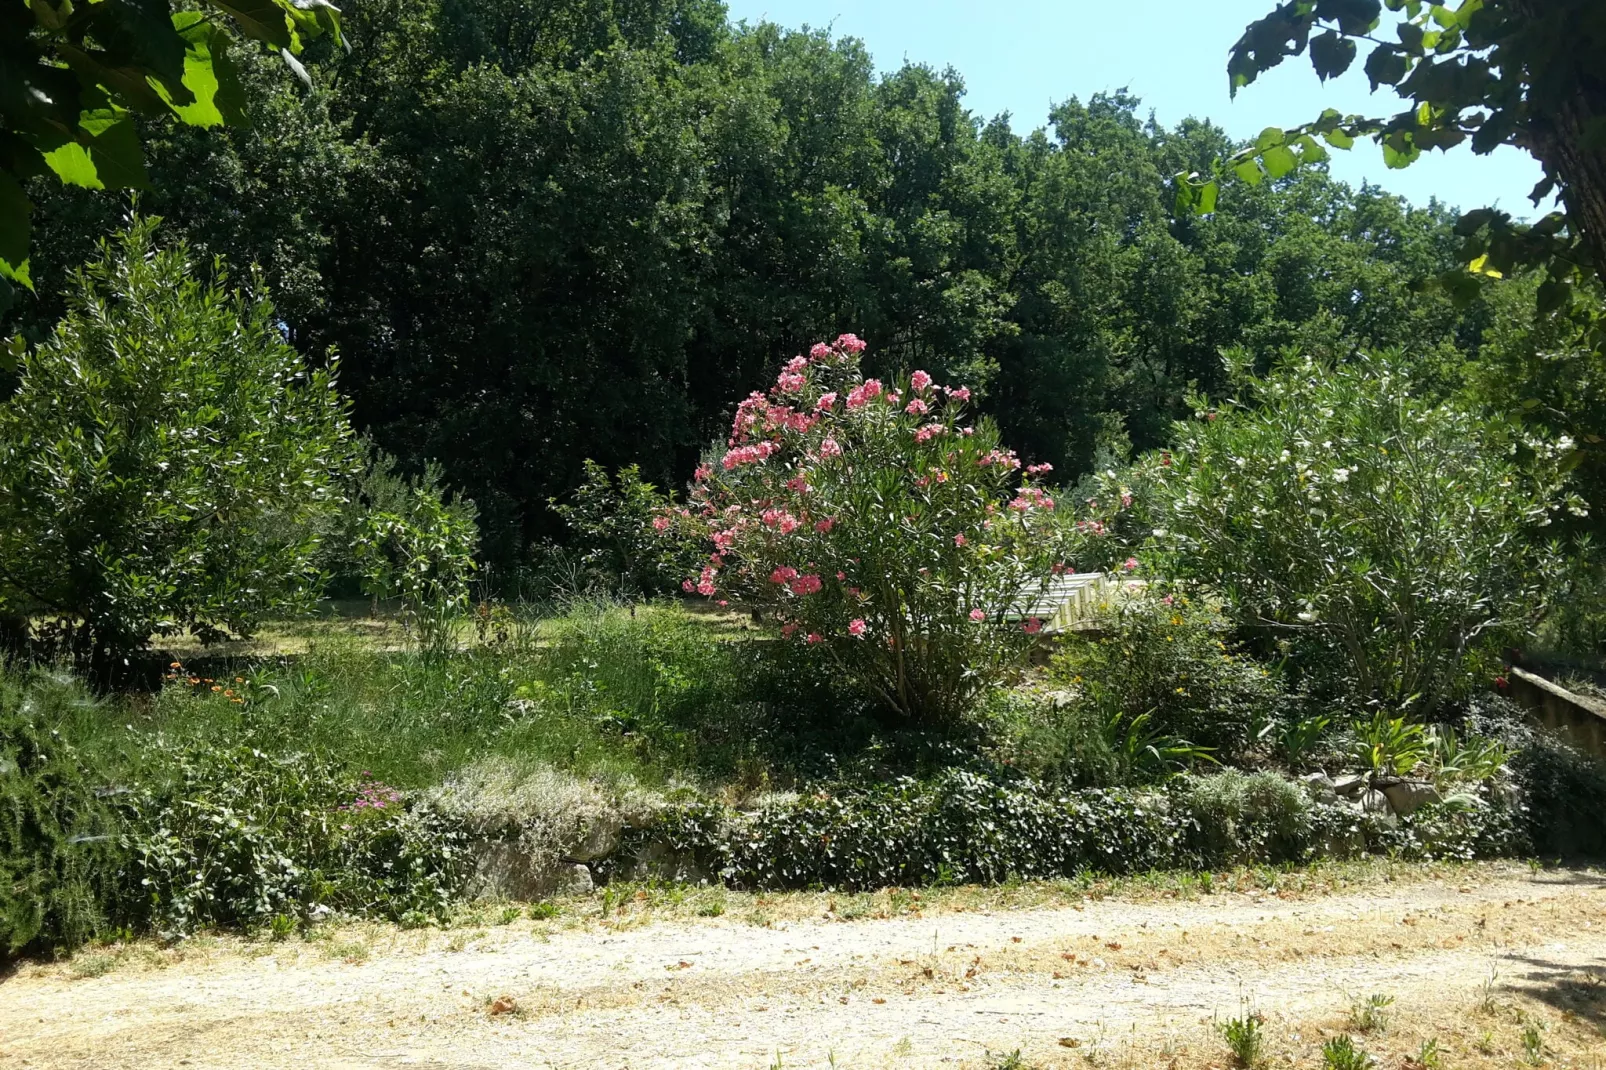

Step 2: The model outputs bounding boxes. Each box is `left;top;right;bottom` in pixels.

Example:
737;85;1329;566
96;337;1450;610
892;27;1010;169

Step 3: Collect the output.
1050;589;1290;760
0;222;354;676
0;670;125;955
553;460;705;597
354;454;480;660
1179;771;1316;866
121;737;467;937
615;762;1532;892
1154;352;1582;713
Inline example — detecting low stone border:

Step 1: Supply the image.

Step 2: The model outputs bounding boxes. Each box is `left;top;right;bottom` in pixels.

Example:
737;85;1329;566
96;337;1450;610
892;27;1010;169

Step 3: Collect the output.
1506;666;1606;761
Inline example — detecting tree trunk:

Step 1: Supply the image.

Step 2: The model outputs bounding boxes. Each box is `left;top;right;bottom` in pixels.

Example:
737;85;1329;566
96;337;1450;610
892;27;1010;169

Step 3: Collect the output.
1506;0;1606;290
1529;98;1606;291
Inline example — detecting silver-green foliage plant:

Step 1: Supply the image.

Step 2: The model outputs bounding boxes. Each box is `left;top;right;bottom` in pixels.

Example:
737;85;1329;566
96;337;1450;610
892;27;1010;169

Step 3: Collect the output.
0;221;353;674
1154;351;1584;712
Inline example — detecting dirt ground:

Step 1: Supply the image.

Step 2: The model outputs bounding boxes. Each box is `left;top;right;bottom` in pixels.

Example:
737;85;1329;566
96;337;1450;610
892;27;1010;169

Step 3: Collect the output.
3;863;1604;1069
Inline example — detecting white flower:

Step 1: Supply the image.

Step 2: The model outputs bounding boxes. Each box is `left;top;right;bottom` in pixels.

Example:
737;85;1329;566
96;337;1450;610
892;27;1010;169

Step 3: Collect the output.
1332;468;1350;483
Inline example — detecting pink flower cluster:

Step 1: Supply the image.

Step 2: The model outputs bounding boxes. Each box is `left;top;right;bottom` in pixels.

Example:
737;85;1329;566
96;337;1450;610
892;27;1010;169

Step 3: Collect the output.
338;774;402;814
1008;487;1055;511
723;440;780;470
977;448;1021;469
914;423;947;443
910;369;933;393
762;507;800;533
845;378;884;410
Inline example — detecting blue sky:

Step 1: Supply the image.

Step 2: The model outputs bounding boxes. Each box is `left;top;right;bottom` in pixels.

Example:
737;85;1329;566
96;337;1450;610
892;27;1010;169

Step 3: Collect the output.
722;0;1546;216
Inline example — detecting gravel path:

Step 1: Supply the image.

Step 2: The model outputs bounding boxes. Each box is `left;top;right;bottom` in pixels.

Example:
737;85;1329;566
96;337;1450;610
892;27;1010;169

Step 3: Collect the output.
3;866;1603;1069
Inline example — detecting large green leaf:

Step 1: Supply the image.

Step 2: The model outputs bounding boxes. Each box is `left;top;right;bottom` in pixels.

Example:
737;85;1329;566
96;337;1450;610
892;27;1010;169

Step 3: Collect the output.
1262;144;1299;179
44;113;152;191
1309;31;1358;81
1363;45;1409;90
205;0;293;49
163;15;248;128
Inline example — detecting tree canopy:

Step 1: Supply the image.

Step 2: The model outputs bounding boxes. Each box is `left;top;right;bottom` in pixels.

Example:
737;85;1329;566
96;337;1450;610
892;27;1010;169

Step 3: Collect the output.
6;0;1588;575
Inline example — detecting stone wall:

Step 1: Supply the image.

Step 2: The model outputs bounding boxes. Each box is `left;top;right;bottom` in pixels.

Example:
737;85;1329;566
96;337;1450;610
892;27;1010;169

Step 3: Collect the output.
1507;666;1606;761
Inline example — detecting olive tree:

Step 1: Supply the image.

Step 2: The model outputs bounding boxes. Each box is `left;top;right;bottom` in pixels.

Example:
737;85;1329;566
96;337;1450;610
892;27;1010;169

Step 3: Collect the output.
0;221;353;676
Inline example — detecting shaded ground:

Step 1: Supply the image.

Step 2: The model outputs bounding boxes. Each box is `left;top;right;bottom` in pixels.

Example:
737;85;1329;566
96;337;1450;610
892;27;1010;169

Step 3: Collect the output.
3;863;1604;1069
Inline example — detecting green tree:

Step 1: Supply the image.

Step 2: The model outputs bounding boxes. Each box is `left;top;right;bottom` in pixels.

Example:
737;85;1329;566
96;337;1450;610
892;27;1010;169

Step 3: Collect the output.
0;221;353;677
3;0;343;301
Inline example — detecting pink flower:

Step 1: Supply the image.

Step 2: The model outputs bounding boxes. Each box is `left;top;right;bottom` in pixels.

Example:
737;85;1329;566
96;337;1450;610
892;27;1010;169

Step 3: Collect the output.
786;476;810;494
1026;462;1054;476
782;622;798;638
848;618;867;637
836;571;847;581
769;566;799;585
694;464;712;483
910;370;933;393
789;573;823;596
1123;557;1139;572
816;392;838;412
696;581;717;596
953;534;967;547
682;580;696;592
815;517;835;533
969;608;985;622
776;372;806;393
806;632;824;644
1121;493;1133;509
818;437;843;458
779;514;800;535
785;355;809;374
914;423;947;443
836;333;867;354
718;599;729;607
1022;617;1043;635
905;398;929;416
652;516;672;532
810;342;833;360
946;385;971;403
1161;594;1175;606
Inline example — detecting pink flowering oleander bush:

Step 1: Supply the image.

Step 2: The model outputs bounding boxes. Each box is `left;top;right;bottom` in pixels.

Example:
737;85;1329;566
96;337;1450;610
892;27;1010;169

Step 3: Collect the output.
659;334;1074;724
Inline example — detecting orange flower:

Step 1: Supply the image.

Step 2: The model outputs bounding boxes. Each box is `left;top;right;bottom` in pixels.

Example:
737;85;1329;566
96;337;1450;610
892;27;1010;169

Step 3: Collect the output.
223;689;235;697
211;685;222;693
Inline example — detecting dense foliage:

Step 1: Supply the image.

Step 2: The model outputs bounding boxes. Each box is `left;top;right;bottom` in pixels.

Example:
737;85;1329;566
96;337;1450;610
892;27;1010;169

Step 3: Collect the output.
10;0;1512;570
2;0;343;295
0;223;353;675
617;766;1522;892
1152;353;1583;712
0;671;123;955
